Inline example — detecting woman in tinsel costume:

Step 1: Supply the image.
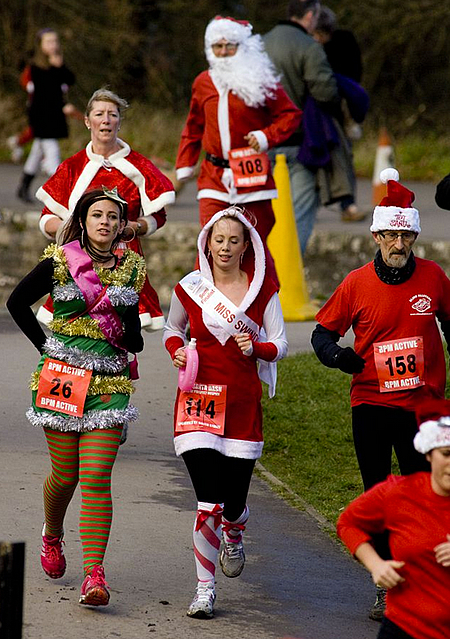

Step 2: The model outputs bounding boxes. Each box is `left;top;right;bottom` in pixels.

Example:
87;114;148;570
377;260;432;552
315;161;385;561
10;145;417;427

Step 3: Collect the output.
7;187;145;607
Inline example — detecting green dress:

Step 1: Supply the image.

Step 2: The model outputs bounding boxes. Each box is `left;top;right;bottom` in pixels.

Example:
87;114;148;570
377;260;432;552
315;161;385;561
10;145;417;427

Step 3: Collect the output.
27;243;146;432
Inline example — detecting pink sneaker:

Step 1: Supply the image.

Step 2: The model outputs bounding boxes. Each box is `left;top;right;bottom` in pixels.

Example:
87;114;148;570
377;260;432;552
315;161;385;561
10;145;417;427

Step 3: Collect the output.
79;565;110;606
41;524;66;579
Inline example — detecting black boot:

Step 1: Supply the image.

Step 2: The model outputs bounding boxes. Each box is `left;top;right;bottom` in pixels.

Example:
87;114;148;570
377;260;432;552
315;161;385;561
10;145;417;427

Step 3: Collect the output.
17;172;34;203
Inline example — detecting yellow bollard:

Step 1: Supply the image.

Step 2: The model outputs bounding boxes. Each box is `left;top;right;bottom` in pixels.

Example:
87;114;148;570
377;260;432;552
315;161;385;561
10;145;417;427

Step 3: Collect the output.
268;154;319;321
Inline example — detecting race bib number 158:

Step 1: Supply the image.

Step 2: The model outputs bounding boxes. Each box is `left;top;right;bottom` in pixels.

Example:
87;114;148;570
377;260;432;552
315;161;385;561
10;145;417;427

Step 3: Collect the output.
373;336;425;393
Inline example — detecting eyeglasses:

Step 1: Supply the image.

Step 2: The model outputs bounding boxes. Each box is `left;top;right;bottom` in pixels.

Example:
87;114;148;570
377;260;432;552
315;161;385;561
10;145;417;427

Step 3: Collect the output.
378;231;417;243
212;42;238;52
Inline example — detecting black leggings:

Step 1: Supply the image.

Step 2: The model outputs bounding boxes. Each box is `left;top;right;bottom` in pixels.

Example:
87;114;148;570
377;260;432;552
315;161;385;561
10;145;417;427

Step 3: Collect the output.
352;404;430;491
377;617;415;639
182;448;256;522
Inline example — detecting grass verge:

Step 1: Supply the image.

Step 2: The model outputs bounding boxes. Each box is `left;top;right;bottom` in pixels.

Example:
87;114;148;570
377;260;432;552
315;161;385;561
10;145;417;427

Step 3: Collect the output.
260;352;396;526
260;351;450;525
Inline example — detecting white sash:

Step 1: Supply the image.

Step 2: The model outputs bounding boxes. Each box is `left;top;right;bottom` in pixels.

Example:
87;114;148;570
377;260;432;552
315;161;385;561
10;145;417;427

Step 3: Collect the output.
180;272;277;397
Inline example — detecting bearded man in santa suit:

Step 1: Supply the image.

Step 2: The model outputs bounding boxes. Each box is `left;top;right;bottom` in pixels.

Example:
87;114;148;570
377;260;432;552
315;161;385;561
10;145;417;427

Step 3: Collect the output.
176;15;302;282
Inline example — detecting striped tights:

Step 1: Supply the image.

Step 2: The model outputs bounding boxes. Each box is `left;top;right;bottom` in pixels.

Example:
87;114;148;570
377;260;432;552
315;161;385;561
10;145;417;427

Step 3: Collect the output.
43;427;122;575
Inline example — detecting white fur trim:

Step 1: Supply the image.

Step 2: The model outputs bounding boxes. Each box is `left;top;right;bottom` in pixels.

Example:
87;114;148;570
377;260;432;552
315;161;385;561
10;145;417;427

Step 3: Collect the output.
85;139;130;163
204;17;252;48
174;431;263;459
67;140;132;215
209;74;231;158
36;305;53;327
197;188;278;203
414;417;450;453
176;167;195;181
36;186;69;218
370;206;421;233
113;157;176;215
196;206;266;345
140;312;165;332
248;130;269;153
380;168;399;184
39;213;61;239
143;215;157;237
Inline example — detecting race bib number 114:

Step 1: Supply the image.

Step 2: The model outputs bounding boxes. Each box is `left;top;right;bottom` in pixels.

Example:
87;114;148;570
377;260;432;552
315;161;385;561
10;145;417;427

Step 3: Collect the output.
176;383;227;434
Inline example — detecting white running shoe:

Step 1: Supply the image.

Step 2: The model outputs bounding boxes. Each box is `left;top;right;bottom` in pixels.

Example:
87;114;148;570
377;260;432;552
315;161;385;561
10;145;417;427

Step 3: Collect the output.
187;581;216;619
219;537;245;578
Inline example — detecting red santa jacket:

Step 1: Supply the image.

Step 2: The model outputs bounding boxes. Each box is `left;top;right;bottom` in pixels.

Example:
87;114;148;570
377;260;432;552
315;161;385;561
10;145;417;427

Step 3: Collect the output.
37;140;175;238
176;70;301;204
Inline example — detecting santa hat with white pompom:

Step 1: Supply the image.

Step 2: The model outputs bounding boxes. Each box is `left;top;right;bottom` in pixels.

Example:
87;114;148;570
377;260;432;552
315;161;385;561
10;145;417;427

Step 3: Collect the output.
370;168;421;233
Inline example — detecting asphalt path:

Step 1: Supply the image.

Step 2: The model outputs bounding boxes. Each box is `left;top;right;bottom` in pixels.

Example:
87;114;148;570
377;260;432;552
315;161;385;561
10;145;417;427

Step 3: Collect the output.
1;161;441;638
0;163;446;242
1;313;373;639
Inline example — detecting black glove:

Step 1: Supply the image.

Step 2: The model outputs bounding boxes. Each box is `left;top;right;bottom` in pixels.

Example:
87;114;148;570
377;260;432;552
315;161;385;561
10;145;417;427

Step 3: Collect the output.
335;347;365;374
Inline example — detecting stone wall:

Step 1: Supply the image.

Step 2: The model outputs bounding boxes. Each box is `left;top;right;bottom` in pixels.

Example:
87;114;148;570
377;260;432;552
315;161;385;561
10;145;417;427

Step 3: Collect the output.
2;211;450;310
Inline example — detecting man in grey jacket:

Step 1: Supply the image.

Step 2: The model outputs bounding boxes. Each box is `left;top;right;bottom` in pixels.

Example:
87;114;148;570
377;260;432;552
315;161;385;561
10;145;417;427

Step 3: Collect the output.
264;0;341;254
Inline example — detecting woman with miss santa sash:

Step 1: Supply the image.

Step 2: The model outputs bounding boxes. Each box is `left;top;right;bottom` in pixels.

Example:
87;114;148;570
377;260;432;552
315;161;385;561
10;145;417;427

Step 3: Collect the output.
164;205;288;618
36;88;175;332
175;16;301;283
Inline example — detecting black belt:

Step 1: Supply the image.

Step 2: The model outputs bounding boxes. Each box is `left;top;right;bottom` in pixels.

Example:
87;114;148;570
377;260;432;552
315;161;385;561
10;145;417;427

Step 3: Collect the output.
205;152;230;168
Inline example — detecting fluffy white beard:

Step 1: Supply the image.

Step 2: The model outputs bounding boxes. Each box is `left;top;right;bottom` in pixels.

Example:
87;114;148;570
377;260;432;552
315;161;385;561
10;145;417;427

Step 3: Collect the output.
207;35;280;108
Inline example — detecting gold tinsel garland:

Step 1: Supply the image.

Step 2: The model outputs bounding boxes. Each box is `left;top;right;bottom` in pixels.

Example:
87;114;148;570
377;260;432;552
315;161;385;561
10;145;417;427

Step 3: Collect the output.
41;244;69;285
40;244;146;292
50;316;105;340
30;371;134;396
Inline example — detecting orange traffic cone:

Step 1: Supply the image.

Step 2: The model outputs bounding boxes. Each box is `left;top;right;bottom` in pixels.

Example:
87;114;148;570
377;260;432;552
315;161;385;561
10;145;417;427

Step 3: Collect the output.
372;128;395;205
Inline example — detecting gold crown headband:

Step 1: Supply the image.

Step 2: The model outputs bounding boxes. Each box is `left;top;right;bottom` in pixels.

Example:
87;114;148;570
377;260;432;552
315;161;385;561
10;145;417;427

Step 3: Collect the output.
101;185;128;206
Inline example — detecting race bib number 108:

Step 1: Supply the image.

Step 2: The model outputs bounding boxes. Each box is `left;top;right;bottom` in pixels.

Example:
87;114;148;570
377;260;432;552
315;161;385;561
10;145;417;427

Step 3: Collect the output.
228;147;269;187
373;336;425;393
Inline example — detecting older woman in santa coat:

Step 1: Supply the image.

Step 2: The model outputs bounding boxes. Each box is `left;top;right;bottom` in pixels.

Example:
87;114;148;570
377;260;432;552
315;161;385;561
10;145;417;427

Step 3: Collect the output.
36;88;175;331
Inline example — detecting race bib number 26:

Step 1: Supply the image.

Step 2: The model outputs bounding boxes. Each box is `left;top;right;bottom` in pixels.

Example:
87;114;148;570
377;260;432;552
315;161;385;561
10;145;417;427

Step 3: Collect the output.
373;336;425;393
176;383;227;435
36;358;92;416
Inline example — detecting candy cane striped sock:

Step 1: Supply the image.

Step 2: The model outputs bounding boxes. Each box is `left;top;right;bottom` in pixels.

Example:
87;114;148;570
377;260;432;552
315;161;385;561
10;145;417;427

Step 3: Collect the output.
193;502;223;583
222;505;249;543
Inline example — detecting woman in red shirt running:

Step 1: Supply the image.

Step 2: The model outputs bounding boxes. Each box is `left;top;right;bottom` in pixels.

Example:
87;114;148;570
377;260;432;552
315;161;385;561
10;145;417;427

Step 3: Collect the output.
337;413;450;639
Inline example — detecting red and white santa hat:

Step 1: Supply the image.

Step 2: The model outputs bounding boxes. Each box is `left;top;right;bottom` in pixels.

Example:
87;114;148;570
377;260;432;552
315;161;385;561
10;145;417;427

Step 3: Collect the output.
204;15;253;47
414;416;450;454
370;168;421;234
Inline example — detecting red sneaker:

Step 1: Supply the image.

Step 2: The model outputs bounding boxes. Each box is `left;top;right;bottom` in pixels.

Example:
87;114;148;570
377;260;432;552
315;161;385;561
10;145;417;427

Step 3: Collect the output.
79;565;110;606
41;524;66;579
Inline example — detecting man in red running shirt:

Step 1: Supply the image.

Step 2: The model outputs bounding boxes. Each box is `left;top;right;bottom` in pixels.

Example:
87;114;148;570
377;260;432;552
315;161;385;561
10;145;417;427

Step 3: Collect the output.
312;167;450;621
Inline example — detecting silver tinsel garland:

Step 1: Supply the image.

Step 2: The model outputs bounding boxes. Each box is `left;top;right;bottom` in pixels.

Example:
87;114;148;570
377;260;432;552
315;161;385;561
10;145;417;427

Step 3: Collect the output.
52;281;83;302
106;286;139;306
26;405;139;432
52;283;139;307
44;336;128;374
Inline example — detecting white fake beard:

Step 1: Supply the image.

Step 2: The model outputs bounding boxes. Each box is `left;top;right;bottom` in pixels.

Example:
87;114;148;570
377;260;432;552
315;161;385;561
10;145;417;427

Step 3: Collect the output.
207;35;280;108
